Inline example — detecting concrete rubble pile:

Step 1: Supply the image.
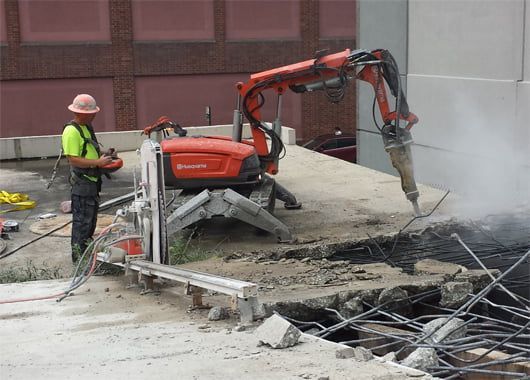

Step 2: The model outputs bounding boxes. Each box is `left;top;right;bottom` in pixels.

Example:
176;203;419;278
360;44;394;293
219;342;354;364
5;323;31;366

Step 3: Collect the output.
271;219;530;379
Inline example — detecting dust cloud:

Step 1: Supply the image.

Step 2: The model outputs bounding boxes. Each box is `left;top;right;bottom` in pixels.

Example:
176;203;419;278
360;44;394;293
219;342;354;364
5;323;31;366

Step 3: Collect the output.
412;94;529;219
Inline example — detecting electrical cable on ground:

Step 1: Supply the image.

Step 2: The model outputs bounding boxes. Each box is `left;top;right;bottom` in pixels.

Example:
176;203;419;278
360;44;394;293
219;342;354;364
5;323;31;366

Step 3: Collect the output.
0;219;141;304
0;219;72;260
0;191;136;260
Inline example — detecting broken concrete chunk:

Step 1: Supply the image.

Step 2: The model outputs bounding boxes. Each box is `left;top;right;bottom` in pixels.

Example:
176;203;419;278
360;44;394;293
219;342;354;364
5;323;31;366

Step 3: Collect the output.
320;259;349;269
414;259;466;276
337;290;358;304
307;273;336;285
423;317;467;344
455;269;501;292
338;297;363;319
377;286;412;315
301;294;339;311
335;347;355;359
377;286;408;305
255;314;301;349
380;352;397;362
355;273;382;281
440;281;473;308
207;306;229;321
401;347;438;372
350;266;366;274
354;346;374;361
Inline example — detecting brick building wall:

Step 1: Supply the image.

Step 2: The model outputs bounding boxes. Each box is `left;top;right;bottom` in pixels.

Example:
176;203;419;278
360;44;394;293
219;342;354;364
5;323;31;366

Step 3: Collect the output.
0;0;356;141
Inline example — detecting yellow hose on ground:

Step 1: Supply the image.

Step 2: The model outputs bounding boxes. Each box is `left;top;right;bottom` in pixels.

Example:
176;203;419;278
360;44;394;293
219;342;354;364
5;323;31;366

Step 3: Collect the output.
0;190;36;214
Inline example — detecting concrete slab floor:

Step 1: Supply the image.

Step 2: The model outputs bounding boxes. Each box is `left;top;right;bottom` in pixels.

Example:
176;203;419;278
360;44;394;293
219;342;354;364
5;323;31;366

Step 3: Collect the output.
0;277;437;380
0;146;453;379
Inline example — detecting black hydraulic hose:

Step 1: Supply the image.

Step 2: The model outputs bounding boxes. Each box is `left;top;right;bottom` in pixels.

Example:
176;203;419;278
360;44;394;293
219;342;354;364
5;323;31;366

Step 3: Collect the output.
0;192;135;260
242;63;351;163
241;81;283;162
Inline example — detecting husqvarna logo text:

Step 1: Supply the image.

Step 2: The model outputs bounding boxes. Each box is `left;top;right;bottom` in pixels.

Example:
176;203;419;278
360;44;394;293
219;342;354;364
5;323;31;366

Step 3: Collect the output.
176;163;208;170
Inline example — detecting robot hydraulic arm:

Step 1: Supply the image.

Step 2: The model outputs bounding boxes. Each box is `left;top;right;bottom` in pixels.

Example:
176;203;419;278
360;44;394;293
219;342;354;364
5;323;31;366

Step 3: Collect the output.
352;49;418;132
236;48;421;214
236;50;360;175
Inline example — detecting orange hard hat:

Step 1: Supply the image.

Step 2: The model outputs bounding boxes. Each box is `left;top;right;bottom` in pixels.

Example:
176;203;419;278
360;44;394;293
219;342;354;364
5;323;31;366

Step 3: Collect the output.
68;94;100;114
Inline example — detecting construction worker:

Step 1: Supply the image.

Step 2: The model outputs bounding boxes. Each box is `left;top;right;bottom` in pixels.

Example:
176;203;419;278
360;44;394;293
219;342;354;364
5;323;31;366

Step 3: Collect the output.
62;94;112;262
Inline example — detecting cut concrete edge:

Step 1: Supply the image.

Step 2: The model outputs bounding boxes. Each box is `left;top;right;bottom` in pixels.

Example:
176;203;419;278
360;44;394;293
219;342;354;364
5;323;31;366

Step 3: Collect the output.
0;124;296;160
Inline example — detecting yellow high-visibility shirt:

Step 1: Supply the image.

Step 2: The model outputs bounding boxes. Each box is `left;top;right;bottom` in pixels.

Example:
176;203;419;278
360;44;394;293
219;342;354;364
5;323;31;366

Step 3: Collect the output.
62;124;99;182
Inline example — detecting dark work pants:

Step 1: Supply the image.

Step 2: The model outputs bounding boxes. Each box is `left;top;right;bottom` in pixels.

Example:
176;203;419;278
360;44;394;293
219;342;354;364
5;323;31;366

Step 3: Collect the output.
71;194;99;262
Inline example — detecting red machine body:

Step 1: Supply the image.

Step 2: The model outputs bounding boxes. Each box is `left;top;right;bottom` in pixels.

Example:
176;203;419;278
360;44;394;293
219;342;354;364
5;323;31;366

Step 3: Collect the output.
161;136;260;189
115;238;143;256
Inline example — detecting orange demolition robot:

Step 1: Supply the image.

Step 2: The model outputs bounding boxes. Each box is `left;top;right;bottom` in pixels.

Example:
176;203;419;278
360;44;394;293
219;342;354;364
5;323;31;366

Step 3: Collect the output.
138;48;421;263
